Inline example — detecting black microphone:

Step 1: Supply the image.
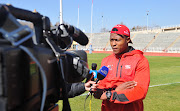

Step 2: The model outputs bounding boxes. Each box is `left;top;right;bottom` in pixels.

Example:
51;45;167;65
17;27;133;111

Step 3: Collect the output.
91;63;97;80
65;24;89;46
86;63;97;82
92;63;97;70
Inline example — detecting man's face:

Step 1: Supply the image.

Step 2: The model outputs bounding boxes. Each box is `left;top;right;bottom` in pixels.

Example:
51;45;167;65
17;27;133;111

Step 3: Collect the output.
110;33;130;55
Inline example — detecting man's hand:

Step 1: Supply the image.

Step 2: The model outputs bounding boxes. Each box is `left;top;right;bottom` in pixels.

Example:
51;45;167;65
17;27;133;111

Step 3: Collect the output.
115;81;137;92
84;81;99;91
93;89;105;99
93;81;137;100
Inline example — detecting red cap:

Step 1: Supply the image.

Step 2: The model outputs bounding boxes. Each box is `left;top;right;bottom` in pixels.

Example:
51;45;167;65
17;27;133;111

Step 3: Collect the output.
111;24;132;43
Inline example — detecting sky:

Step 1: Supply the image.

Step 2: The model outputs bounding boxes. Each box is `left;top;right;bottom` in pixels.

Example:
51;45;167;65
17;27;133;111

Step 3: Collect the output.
1;0;180;33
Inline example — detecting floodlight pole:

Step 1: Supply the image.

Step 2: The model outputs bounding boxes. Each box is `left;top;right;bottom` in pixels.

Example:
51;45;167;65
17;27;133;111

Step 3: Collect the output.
102;15;103;30
77;5;79;28
89;0;93;54
60;0;63;24
91;0;93;43
147;11;149;32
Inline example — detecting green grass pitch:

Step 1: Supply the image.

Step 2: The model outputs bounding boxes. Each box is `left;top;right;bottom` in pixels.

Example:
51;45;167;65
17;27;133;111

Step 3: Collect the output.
58;53;180;111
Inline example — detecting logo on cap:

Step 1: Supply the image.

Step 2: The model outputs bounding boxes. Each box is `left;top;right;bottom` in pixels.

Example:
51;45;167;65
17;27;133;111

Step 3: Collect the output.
115;24;122;27
124;30;129;35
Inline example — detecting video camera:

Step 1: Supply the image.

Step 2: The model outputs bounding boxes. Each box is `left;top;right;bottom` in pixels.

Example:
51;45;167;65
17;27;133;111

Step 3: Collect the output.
0;4;90;111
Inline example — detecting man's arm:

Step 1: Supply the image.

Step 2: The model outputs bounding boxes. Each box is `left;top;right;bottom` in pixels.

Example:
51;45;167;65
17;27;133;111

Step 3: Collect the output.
67;81;98;98
94;57;150;104
109;57;150;104
67;82;86;98
94;81;137;100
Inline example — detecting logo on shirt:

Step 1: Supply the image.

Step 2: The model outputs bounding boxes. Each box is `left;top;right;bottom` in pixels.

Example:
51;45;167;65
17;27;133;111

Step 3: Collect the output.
125;65;131;69
92;71;96;76
107;65;113;70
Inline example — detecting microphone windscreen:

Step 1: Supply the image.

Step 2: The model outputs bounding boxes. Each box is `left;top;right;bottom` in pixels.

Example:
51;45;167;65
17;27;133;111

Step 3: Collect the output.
68;25;89;45
91;63;97;70
85;71;94;82
97;66;109;80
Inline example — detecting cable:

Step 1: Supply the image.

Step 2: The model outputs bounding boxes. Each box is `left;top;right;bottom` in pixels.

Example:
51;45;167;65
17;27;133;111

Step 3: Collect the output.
84;92;93;111
45;35;71;111
89;94;92;111
84;94;88;111
19;45;47;111
45;37;61;57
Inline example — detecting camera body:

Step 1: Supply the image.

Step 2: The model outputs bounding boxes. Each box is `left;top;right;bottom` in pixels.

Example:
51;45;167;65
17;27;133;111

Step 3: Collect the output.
0;4;89;111
0;45;60;111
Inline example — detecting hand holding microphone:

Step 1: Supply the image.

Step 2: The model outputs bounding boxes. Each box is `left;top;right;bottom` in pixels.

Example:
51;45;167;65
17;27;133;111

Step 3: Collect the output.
84;81;99;92
87;66;109;97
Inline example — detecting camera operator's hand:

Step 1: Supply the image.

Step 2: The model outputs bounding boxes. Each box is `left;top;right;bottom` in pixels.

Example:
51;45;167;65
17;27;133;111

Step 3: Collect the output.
85;81;99;91
115;81;137;92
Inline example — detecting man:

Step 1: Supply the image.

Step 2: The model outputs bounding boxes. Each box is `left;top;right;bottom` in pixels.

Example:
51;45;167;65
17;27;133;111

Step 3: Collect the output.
93;24;150;111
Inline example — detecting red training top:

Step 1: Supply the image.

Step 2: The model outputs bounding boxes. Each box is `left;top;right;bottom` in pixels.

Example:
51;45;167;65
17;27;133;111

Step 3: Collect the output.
98;49;150;111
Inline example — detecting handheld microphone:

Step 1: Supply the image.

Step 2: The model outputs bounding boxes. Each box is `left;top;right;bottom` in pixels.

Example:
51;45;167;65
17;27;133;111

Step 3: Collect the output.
91;63;97;79
95;66;109;83
87;66;109;96
85;63;97;82
64;24;89;46
89;63;97;80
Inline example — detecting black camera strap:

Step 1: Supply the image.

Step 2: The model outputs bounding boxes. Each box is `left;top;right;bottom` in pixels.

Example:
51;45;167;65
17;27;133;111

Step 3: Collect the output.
45;36;71;111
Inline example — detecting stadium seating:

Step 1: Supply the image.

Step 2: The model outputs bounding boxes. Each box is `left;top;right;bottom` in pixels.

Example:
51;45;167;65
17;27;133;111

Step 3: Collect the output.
146;32;180;52
77;32;110;51
72;26;180;53
130;32;157;51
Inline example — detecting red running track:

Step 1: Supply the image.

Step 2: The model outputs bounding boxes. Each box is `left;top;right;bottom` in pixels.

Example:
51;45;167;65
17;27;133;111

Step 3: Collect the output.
87;51;180;57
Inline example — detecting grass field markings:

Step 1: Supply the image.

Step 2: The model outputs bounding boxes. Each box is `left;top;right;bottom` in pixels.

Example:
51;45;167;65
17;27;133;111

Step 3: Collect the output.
149;82;180;87
80;93;89;96
170;66;180;67
79;82;180;97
